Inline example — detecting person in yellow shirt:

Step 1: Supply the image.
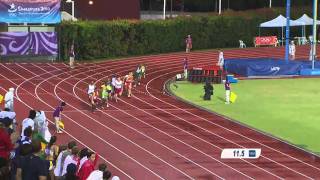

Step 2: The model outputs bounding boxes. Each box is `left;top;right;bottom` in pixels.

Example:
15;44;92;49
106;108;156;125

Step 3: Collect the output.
101;80;112;108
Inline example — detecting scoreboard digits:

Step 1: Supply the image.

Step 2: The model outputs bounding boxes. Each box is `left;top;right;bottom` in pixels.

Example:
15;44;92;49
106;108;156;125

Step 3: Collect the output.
221;149;261;159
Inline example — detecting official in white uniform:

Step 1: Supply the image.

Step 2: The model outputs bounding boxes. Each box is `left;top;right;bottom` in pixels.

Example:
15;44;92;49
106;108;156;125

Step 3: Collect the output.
289;41;296;60
4;88;14;111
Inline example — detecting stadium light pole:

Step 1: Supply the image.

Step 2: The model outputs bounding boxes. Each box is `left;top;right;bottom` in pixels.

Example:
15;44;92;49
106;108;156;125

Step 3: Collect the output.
284;0;291;63
312;0;318;69
269;0;272;8
218;0;221;15
66;0;75;21
163;0;166;19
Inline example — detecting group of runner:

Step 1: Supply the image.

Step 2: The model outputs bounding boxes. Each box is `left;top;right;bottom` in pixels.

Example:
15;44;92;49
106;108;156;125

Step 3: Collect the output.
87;64;146;112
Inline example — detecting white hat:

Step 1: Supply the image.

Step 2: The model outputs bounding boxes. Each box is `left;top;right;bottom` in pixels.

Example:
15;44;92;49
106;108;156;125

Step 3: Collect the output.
112;176;120;180
9;88;14;92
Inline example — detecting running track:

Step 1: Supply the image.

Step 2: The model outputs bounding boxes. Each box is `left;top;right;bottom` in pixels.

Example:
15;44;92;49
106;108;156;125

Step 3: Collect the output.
1;46;320;179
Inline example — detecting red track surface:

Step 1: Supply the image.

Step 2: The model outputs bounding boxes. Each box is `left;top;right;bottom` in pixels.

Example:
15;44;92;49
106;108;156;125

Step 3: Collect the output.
1;46;320;179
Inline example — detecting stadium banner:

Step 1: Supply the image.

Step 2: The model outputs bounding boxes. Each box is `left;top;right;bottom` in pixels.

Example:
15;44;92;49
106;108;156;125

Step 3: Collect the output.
0;0;61;24
254;36;277;46
0;32;58;55
225;59;320;76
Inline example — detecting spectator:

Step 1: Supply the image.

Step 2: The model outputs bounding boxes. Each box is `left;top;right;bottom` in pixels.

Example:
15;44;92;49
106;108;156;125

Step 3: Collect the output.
102;170;112;180
4;88;14;112
87;163;107;180
62;163;78;180
78;148;89;173
53;102;66;134
0;117;13;135
62;146;79;176
16;140;49;180
78;152;99;180
0;157;10;180
14;144;33;180
45;136;59;180
21;110;36;136
0;108;16;131
0;121;14;160
111;176;120;180
34;111;47;134
17;126;33;146
32;128;48;147
54;141;77;179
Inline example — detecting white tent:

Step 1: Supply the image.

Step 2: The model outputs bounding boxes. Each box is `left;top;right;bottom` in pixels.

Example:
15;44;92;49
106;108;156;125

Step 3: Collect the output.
259;15;304;45
294;14;320;26
260;15;304;27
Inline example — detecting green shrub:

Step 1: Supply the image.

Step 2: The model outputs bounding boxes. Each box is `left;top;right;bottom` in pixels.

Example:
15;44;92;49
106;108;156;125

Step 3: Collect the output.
57;13;306;61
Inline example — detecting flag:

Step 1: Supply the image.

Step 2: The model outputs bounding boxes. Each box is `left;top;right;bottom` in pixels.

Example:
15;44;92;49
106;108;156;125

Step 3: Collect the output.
58;120;65;129
230;92;237;103
0;94;3;103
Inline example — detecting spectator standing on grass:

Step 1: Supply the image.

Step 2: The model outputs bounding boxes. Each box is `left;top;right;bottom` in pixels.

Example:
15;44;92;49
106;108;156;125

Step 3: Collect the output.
289;41;296;60
225;78;231;104
185;35;192;53
53;102;66;134
4;88;14;112
21;110;36;136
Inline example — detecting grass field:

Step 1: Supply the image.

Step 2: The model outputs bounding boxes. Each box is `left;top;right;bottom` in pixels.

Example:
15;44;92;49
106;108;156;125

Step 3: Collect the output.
169;78;320;154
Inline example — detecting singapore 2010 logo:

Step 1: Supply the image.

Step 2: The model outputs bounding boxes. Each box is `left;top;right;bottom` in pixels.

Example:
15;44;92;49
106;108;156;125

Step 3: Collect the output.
8;3;17;13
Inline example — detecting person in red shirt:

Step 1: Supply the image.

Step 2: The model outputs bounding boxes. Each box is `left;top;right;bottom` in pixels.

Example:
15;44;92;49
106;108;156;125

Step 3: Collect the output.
185;35;192;53
0;120;14;160
77;152;99;180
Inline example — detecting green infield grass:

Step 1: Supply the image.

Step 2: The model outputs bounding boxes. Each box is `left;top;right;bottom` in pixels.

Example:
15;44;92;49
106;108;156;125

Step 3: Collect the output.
169;78;320;154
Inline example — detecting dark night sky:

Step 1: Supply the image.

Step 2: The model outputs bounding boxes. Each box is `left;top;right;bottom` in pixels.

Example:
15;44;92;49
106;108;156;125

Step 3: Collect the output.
62;0;140;20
